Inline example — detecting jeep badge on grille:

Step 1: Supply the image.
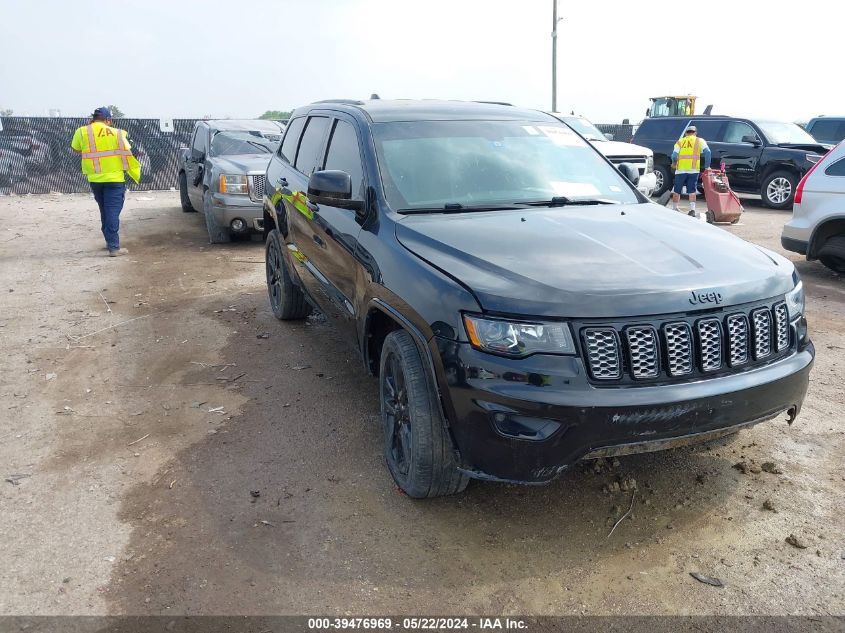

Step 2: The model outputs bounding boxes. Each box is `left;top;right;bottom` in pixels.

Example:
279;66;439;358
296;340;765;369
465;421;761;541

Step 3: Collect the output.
689;290;723;306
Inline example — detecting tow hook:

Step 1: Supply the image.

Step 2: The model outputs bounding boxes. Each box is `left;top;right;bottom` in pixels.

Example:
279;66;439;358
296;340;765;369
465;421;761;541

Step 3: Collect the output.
786;406;798;425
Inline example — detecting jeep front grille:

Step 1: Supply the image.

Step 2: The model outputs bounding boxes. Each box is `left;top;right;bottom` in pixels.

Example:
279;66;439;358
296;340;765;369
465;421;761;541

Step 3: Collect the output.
249;174;266;202
751;308;772;359
625;326;659;379
579;298;794;384
582;328;621;380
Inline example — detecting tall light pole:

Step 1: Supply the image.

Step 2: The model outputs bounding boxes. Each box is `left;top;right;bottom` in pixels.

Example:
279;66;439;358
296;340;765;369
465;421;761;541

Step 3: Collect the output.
551;0;563;112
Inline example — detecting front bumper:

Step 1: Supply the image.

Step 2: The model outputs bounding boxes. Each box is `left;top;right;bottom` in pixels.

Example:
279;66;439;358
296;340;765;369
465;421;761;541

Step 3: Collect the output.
636;171;657;197
435;338;814;483
209;193;263;232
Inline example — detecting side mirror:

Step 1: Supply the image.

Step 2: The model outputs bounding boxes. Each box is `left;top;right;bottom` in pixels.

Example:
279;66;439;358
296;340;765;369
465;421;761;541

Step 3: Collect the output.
191;149;205;162
617;162;640;185
307;170;363;211
604;133;615;141
741;134;761;146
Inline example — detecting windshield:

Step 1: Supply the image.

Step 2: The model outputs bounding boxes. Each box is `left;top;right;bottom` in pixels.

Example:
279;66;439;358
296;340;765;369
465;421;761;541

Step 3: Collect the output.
372;120;639;211
757;121;818;145
561;116;607;141
209;131;278;157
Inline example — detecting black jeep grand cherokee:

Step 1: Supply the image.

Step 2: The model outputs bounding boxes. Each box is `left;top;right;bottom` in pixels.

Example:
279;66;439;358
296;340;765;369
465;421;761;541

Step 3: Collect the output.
262;100;814;498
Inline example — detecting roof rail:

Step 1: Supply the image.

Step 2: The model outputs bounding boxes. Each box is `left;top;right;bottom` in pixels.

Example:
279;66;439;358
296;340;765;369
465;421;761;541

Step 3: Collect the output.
312;99;365;105
474;101;513;106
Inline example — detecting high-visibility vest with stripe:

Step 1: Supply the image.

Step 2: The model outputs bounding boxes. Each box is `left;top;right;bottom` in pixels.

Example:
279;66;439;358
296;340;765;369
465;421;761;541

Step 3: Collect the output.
674;134;703;172
75;122;141;183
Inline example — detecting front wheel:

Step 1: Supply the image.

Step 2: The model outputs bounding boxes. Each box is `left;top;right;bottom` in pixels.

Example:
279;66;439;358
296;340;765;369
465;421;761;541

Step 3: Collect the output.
818;235;845;273
179;172;195;212
203;190;231;244
265;229;311;320
653;163;672;197
762;171;797;209
380;330;469;498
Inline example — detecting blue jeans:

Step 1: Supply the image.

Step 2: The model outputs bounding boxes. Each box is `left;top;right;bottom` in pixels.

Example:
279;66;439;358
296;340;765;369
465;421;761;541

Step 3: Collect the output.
673;172;699;195
90;182;126;250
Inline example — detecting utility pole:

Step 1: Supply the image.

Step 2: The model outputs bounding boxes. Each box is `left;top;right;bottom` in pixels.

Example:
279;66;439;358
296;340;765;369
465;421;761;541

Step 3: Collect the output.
551;0;563;112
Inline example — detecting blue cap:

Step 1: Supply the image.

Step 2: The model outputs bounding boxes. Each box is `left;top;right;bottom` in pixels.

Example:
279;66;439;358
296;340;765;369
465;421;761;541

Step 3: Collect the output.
93;106;113;119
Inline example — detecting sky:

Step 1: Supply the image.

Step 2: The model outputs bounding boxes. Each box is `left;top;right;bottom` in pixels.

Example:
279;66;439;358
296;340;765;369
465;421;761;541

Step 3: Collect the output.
0;0;841;124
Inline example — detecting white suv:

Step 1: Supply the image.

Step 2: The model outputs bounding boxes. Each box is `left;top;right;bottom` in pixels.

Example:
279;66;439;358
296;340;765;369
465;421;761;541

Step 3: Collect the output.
782;141;845;273
554;115;657;197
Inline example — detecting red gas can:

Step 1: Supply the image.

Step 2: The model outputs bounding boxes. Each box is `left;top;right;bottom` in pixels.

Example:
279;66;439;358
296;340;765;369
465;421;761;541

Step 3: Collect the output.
700;168;743;224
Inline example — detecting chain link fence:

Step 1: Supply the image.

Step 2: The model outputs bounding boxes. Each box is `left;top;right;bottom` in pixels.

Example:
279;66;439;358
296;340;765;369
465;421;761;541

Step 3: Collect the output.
0;117;636;195
0;117;200;194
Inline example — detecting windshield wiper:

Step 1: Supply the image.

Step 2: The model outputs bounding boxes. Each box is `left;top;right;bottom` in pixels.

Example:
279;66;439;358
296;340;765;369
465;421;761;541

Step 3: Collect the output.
396;202;521;214
245;140;271;153
519;196;620;207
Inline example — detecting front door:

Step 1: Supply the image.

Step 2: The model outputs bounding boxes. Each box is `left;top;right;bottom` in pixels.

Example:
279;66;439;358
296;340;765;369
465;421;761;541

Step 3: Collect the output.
714;121;762;192
185;124;207;208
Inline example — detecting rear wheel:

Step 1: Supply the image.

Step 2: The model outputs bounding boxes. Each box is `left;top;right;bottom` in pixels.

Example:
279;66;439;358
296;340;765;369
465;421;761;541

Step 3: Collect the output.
761;171;797;209
380;330;469;498
818;235;845;273
654;163;672;196
265;229;311;320
179;172;195;212
203;190;231;244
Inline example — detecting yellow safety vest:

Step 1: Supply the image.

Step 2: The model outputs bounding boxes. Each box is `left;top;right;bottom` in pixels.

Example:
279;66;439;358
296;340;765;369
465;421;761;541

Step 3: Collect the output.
73;122;141;184
674;134;703;172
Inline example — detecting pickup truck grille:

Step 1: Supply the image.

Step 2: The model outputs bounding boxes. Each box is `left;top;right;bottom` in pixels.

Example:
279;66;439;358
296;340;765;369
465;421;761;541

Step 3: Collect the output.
580;300;791;384
249;174;266;202
607;155;648;175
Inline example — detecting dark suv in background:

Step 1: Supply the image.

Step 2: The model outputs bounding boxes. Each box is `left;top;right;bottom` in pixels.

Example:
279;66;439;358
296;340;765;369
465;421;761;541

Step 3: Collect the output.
806;116;845;145
633;116;831;208
262;100;813;498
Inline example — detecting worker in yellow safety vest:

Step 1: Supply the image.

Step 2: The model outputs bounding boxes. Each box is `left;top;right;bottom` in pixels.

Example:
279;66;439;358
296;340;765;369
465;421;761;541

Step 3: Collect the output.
71;107;142;256
671;125;711;217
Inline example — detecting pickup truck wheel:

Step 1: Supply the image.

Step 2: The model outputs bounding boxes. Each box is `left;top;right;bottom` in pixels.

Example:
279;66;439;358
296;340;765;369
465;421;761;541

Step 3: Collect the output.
653;163;672;196
762;171;796;209
818;235;845;273
203;190;231;244
380;330;469;498
265;229;311;320
179;172;195;212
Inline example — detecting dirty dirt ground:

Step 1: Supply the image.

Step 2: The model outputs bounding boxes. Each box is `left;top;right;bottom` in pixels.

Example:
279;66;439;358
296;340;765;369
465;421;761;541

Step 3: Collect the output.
0;192;842;617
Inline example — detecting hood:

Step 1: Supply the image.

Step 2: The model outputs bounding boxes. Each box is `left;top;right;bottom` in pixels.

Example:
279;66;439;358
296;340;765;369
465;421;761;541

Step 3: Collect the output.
396;204;795;318
593;139;653;158
210;154;272;173
775;142;832;153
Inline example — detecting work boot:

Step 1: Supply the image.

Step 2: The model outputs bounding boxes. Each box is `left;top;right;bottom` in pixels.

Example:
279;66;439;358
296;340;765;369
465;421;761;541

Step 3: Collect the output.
108;248;129;257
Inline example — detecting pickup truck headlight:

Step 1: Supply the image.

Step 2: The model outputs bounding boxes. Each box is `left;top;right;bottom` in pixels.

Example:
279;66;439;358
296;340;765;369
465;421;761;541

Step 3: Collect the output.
646;155;654;173
219;174;248;195
785;281;804;319
463;315;575;357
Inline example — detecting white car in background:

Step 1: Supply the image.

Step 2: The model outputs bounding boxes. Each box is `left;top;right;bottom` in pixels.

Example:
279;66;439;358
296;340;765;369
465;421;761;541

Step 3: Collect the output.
782;140;845;273
552;114;657;197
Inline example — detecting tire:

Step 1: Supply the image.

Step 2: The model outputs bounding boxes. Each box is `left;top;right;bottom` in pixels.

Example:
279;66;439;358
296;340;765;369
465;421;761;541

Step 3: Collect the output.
654;163;672;196
265;229;311;320
761;170;797;209
818;235;845;273
706;210;715;224
203;190;231;244
179;172;195;212
379;330;469;498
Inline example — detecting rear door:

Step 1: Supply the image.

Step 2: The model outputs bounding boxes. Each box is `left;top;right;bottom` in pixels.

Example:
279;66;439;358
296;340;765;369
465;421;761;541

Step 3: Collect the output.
185;124;207;208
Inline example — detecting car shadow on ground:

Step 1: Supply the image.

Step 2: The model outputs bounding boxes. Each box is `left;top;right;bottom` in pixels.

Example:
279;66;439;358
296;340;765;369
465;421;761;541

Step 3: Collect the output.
107;278;760;613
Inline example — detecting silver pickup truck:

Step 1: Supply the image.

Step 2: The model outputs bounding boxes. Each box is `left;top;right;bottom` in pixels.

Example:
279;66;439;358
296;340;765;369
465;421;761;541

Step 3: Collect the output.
178;119;283;243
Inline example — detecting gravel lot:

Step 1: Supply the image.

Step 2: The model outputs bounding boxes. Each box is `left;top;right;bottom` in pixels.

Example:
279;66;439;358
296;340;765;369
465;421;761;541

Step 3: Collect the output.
0;191;842;617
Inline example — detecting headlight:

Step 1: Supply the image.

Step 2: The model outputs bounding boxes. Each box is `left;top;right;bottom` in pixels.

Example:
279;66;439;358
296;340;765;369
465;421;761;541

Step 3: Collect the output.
785;281;804;319
646;155;654;173
806;153;823;164
219;174;248;195
463;314;575;357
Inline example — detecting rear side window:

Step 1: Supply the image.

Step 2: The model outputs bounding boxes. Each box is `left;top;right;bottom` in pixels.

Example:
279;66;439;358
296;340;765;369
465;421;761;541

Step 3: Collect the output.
323;119;365;198
634;119;686;140
279;117;306;164
294;116;330;175
191;125;207;154
825;157;845;177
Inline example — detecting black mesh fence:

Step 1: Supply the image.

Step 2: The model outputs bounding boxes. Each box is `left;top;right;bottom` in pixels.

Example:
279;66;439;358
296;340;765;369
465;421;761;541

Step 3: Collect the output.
0;117;200;194
595;123;635;143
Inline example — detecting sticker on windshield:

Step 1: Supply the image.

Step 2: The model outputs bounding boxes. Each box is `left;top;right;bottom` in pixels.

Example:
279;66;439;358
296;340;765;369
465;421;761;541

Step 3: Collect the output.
522;126;540;135
538;126;580;146
609;185;622;192
550;181;600;197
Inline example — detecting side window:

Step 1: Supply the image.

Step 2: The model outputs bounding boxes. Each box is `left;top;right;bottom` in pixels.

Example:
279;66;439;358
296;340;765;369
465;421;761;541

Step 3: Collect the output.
723;121;758;144
691;120;726;142
323;119;364;198
295;116;331;175
279;117;306;163
808;120;839;143
191;126;207;154
825;157;845;177
635;119;685;140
